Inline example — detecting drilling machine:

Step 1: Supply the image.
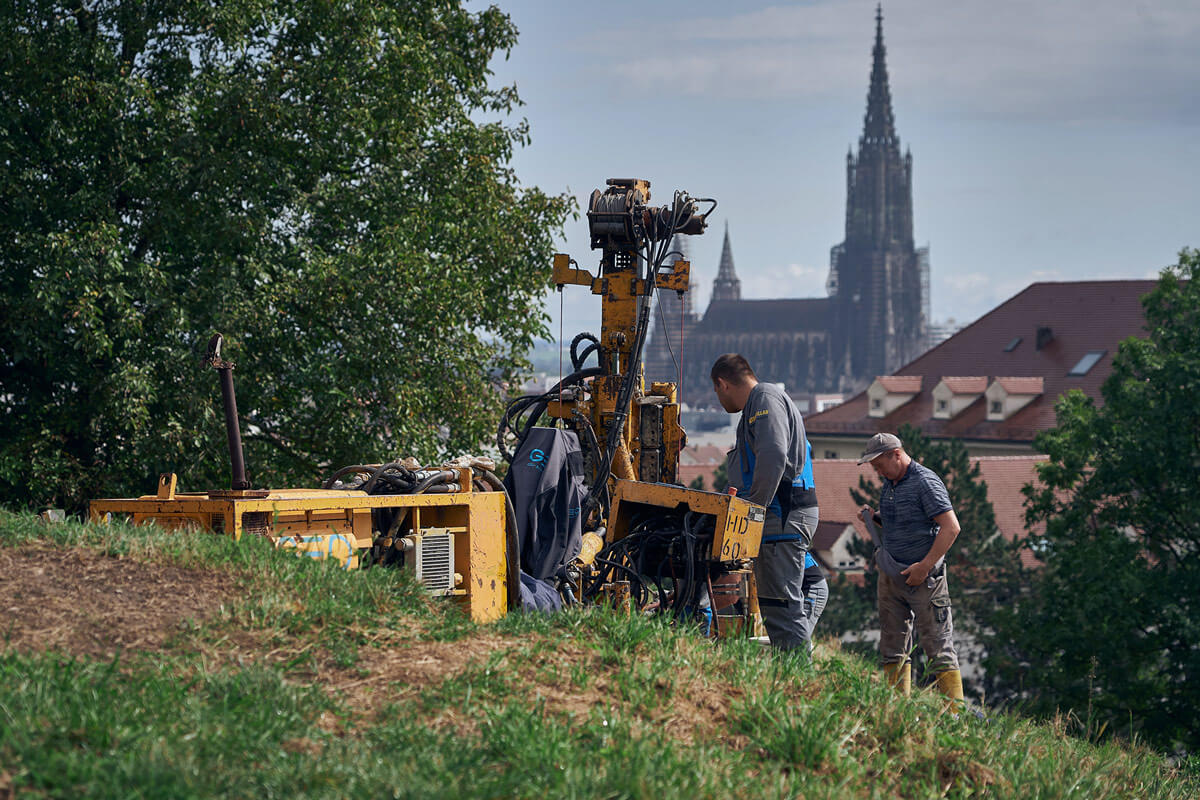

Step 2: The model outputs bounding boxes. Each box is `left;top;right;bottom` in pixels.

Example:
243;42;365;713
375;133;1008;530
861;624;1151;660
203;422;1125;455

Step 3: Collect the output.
88;177;767;635
498;179;767;634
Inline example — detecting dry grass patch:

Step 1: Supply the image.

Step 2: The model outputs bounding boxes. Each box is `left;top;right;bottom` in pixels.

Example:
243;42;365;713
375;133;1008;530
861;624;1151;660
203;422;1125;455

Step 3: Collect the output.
0;542;236;659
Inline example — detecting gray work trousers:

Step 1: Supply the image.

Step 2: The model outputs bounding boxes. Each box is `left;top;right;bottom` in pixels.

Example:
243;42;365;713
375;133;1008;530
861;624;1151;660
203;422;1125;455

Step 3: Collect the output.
878;566;960;673
755;506;820;652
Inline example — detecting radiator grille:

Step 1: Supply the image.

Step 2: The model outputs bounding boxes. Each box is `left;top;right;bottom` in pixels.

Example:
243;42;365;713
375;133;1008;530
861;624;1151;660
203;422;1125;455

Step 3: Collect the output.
242;512;272;537
415;531;454;595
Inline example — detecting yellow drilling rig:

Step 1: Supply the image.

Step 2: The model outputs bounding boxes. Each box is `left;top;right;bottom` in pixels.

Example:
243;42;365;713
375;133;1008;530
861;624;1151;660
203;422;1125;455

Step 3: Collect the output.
90;177;766;634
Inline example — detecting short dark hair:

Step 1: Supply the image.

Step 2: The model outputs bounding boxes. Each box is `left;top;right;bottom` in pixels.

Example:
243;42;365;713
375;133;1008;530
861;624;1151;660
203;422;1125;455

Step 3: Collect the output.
710;353;756;385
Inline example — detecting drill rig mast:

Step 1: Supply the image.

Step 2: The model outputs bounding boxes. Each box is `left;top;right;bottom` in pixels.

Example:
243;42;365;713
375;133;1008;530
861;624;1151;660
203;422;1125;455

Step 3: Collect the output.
500;179;766;630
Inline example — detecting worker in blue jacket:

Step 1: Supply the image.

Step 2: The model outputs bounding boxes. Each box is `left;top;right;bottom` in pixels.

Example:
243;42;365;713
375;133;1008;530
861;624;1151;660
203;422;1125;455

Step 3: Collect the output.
712;353;826;653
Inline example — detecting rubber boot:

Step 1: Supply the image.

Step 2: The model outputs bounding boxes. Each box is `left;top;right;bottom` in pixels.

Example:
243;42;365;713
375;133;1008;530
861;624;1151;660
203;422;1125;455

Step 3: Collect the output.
882;661;911;696
935;669;965;709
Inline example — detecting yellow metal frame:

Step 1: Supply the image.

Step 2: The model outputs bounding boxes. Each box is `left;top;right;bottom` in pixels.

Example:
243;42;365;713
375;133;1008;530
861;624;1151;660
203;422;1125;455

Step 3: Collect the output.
608;479;765;563
90;479;509;623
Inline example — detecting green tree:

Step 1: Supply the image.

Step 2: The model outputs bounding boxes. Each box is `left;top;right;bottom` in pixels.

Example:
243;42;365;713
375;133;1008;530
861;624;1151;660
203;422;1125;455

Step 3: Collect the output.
712;460;728;493
0;0;572;510
688;474;706;491
821;424;1016;687
987;249;1200;751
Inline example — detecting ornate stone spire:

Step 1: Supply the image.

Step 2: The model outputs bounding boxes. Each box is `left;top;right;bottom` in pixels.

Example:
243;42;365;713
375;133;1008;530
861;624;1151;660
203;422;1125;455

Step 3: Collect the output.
711;221;741;302
861;3;898;149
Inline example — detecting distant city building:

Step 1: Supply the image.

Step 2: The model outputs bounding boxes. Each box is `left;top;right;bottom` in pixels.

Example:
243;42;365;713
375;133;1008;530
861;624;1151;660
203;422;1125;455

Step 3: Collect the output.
928;317;966;349
644;8;927;405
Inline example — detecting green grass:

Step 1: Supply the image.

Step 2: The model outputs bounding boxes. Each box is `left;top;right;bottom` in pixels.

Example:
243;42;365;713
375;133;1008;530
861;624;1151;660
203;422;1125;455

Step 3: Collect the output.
0;509;1194;799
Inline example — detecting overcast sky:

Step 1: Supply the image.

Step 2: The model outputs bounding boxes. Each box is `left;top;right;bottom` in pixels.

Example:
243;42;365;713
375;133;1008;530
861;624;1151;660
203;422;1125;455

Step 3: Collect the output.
477;0;1199;345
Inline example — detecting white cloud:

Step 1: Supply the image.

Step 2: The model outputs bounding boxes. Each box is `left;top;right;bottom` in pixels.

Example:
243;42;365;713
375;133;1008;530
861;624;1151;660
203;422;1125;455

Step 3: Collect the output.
583;0;1200;121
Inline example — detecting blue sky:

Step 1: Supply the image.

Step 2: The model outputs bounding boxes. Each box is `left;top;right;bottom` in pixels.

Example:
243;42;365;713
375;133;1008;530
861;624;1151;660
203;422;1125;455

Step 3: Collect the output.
477;0;1199;343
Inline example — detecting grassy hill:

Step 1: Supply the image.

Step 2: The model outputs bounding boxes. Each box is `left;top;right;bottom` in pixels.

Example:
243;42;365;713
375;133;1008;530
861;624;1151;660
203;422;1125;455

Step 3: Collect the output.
1;510;1194;799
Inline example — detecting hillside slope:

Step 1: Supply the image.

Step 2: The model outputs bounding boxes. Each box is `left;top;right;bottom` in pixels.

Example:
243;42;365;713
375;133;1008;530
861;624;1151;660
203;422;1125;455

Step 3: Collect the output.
0;511;1193;799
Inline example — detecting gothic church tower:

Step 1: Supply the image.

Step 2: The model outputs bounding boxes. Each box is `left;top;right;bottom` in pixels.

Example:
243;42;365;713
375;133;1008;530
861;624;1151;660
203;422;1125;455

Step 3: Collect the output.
829;6;927;387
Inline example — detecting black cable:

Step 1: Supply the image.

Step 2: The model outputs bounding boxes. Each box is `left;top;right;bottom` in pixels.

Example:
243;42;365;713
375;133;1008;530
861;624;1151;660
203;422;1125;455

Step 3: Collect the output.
362;462;416;494
497;366;603;464
570;332;600;371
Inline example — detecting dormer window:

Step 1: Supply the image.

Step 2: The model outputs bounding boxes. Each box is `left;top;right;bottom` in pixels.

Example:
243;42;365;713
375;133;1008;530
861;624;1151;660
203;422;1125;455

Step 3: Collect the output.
866;376;922;418
986;377;1045;421
931;377;986;420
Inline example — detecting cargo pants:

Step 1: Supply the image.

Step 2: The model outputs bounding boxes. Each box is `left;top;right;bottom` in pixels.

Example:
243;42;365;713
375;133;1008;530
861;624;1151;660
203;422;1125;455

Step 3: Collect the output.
877;564;960;673
755;506;821;653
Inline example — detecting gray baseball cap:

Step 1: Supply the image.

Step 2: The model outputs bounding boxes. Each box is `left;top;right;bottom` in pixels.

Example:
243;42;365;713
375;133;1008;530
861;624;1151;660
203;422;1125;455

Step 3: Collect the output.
857;432;902;464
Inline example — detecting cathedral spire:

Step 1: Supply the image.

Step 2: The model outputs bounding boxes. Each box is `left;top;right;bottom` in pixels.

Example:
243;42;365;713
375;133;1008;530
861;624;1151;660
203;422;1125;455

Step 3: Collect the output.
861;3;897;148
711;221;741;302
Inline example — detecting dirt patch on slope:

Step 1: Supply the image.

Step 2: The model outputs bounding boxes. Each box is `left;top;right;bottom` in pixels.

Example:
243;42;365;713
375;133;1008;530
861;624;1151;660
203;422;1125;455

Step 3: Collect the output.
0;544;237;660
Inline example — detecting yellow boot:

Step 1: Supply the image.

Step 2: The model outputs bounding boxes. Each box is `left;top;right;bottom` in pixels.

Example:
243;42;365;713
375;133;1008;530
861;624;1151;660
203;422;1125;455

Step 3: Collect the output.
882;661;911;696
935;669;965;708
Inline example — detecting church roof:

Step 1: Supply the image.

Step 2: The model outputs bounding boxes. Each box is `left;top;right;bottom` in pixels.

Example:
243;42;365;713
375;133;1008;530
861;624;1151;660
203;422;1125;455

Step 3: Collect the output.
700;297;834;333
805;280;1157;442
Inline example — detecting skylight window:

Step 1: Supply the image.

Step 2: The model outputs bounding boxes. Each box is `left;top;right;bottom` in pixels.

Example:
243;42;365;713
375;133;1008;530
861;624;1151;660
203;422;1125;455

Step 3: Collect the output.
1068;350;1106;376
1004;336;1022;352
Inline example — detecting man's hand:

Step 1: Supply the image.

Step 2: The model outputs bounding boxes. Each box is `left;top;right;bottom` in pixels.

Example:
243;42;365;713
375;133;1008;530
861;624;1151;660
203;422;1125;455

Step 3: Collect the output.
901;560;932;587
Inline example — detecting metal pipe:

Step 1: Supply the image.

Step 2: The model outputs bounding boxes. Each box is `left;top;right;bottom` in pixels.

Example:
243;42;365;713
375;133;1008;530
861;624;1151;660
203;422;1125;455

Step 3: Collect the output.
205;334;251;490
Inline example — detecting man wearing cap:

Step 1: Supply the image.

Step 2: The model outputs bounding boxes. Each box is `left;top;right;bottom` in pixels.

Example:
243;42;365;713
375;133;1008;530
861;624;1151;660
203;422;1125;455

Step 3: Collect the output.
858;432;965;704
711;353;825;653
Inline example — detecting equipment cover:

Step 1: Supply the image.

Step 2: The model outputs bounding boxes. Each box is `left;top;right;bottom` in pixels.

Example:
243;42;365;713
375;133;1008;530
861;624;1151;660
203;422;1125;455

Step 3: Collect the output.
503;427;586;580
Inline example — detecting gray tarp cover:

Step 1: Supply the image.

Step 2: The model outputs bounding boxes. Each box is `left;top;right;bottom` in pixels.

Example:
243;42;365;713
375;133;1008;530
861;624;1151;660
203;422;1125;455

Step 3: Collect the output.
503;427;586;581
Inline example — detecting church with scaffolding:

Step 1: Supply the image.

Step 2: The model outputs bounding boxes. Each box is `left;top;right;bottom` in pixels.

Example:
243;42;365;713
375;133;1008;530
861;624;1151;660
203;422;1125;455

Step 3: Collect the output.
644;8;930;410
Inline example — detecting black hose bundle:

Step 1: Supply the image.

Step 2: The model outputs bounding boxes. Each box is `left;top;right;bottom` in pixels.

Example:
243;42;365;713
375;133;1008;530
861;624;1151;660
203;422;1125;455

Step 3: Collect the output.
495;366;603;464
580;509;715;620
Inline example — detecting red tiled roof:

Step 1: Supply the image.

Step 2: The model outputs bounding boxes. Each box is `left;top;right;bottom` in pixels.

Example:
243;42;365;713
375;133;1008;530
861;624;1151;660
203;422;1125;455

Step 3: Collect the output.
938;377;988;394
812;520;851;551
679;444;727;466
994;376;1044;395
876;375;922;393
806;281;1154;442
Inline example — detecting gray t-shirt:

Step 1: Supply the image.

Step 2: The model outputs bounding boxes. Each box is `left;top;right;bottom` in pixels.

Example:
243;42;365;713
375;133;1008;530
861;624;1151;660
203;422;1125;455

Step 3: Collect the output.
879;461;953;564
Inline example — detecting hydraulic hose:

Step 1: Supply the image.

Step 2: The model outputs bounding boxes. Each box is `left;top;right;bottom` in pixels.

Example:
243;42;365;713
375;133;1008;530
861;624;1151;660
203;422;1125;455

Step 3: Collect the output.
322;465;374;489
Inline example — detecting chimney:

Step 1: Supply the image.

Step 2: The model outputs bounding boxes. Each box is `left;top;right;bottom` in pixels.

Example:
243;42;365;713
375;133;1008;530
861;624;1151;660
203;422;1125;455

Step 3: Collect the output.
1036;326;1054;350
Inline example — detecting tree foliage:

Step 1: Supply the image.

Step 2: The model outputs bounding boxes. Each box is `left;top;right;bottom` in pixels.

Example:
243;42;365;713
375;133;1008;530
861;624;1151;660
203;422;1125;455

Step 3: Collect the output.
0;0;572;510
987;249;1200;751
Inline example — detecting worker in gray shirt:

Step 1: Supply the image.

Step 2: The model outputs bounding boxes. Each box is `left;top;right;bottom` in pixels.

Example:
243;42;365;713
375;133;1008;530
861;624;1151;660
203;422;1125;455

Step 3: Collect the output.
858;432;964;705
712;353;825;653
